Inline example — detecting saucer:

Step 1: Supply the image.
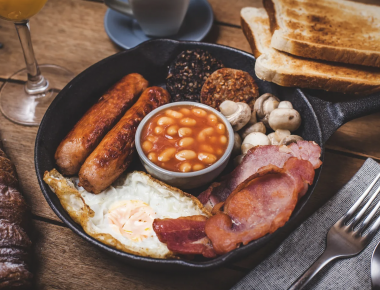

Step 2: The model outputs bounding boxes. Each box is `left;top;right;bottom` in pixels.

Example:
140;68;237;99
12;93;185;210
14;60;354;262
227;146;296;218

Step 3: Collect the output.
104;0;214;49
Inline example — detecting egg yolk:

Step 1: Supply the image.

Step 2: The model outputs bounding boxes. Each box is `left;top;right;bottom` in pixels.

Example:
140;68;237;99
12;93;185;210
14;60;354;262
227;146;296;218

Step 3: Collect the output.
107;200;155;242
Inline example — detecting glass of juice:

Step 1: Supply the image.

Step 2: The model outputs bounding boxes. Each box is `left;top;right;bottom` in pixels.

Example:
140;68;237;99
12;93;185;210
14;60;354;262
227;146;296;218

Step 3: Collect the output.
0;0;74;125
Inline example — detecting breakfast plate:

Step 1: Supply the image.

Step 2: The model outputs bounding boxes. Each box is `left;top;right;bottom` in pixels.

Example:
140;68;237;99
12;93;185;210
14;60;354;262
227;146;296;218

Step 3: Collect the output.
35;39;380;270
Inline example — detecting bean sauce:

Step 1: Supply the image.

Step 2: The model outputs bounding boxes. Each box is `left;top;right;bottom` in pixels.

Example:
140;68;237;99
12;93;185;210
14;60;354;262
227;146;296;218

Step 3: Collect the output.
140;105;229;173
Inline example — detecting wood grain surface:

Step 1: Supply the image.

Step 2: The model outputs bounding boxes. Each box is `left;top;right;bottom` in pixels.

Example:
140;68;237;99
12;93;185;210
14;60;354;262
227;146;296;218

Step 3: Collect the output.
0;0;379;289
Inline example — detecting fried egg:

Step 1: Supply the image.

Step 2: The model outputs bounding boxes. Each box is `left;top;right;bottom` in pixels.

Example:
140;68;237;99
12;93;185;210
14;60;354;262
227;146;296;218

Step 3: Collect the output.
43;170;209;258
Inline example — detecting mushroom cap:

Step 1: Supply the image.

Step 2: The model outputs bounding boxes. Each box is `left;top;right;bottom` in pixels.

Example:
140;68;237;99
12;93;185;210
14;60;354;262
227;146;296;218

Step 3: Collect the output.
246;111;257;126
242;132;270;147
241;143;255;155
254;93;280;127
239;122;266;139
222;102;251;131
278;101;293;109
268;108;301;132
241;132;270;154
219;100;238;116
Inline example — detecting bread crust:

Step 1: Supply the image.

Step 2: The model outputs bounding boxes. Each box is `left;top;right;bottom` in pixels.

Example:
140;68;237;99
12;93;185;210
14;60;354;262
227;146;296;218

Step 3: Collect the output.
267;0;380;68
271;31;380;68
262;0;278;34
254;57;380;95
240;7;380;95
241;16;262;59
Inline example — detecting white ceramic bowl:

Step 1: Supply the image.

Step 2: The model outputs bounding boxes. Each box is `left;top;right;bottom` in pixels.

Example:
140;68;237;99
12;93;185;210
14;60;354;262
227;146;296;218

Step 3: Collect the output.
135;101;234;189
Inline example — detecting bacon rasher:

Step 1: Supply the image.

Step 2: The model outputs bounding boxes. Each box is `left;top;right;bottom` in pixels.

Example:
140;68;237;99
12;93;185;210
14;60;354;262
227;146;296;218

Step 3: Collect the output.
205;158;315;255
153;142;322;258
153;216;217;258
198;141;322;211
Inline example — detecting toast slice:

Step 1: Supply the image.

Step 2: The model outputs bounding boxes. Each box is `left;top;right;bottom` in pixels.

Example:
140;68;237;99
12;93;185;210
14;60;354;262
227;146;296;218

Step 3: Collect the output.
264;0;380;68
241;7;380;95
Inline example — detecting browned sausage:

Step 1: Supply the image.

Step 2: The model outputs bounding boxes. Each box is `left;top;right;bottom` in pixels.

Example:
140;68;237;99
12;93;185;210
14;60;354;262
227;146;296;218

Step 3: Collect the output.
78;86;171;193
55;73;149;176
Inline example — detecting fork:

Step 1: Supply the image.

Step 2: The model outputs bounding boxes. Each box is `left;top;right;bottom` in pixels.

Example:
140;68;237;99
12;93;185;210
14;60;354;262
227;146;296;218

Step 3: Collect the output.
289;173;380;290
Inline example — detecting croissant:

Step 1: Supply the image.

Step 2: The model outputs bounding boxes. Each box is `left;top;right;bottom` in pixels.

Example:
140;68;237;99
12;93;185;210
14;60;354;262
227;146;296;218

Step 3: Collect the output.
0;143;33;289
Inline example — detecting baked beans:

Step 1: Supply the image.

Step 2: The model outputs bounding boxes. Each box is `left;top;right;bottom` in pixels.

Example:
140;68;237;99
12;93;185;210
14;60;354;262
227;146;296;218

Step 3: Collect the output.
140;105;229;172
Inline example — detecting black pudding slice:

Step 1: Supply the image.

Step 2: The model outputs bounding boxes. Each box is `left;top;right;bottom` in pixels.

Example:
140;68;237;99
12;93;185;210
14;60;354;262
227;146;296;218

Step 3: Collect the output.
166;49;224;102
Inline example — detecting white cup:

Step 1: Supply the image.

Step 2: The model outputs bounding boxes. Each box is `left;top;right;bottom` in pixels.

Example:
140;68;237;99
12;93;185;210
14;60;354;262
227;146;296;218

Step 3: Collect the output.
105;0;191;37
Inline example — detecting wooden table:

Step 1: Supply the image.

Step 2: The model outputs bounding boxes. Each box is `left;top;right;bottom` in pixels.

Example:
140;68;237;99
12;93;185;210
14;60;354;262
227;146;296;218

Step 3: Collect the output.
0;0;379;288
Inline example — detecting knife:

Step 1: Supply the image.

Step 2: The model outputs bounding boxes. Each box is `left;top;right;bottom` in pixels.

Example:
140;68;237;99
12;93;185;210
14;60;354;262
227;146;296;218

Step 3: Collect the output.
372;241;380;290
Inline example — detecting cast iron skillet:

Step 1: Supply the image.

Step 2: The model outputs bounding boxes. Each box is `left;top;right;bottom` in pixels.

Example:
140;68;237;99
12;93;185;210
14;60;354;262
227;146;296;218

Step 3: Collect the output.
35;39;380;270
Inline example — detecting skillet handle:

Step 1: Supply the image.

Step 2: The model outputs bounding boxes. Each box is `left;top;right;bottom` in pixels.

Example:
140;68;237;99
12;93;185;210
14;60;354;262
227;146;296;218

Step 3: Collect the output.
306;93;380;145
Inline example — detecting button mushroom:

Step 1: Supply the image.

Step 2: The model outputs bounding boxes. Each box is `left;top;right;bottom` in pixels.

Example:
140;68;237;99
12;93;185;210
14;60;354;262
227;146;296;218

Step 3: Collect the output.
241;132;270;154
267;129;291;145
232;133;242;156
219;100;251;131
239;122;266;139
268;108;301;132
279;135;304;145
254;93;280;127
278;101;293;109
246;110;257;126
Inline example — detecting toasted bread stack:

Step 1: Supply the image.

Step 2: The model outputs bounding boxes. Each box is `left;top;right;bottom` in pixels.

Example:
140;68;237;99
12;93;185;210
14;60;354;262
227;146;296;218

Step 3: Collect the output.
241;0;380;95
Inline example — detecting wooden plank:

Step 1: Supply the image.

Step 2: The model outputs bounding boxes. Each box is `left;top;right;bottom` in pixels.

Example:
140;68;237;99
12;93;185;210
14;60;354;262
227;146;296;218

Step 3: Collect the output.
0;0;250;80
204;24;251;52
32;219;246;290
84;0;258;27
0;0;120;80
84;0;259;28
326;112;380;161
233;151;366;269
207;0;379;27
208;0;262;27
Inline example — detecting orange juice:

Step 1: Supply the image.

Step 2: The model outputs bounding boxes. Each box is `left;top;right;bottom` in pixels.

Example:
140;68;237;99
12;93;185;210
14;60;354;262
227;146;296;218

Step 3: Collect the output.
0;0;47;21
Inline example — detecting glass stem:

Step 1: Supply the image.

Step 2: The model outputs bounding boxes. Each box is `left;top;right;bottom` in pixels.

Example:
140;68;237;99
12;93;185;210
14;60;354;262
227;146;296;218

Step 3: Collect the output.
14;20;49;94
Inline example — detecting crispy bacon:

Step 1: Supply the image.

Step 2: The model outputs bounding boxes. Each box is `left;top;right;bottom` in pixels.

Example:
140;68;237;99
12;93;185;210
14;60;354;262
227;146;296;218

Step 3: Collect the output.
153;216;217;258
205;158;315;255
153;142;322;258
198;141;321;211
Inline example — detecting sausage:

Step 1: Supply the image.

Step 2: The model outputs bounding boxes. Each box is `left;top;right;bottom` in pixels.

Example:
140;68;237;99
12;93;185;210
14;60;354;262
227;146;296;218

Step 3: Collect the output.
78;86;171;193
55;73;149;176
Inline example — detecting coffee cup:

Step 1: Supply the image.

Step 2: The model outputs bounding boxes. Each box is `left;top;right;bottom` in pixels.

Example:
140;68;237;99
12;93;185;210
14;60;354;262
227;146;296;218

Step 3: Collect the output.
104;0;191;37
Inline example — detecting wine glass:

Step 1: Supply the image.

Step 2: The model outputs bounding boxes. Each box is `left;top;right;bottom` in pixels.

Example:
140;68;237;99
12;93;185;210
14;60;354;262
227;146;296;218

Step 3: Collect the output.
0;0;74;125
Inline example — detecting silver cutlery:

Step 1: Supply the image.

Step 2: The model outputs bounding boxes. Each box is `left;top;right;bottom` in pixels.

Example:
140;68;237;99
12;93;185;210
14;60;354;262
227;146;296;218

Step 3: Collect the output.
289;173;380;290
372;241;380;290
